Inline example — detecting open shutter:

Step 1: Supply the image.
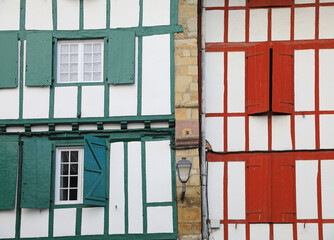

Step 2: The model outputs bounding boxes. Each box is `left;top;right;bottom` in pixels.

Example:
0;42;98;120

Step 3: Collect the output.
0;32;18;88
84;135;106;206
246;156;271;222
108;30;135;84
25;33;53;86
21;139;52;208
248;0;293;7
246;43;270;114
272;44;294;114
0;142;18;209
271;157;295;223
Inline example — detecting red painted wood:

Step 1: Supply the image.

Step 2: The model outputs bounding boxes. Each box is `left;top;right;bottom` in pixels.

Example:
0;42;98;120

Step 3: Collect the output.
248;0;293;7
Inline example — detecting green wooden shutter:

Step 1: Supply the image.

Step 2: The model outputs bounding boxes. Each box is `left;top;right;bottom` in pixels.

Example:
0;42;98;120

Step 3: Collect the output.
25;33;53;86
0;142;18;210
109;30;135;84
21;139;52;208
0;32;18;88
83;135;106;206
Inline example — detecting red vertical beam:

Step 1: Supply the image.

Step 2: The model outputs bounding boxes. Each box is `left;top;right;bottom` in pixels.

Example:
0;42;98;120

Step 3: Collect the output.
315;0;320;40
317;160;323;240
270;224;274;240
315;48;320;149
224;160;228;240
268;9;272;151
245;4;250;153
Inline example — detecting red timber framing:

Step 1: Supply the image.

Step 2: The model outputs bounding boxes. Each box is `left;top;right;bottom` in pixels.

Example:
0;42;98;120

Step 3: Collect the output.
248;0;293;8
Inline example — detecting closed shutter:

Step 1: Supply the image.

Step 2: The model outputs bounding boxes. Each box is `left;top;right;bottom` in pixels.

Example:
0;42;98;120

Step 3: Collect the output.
0;142;18;210
246;43;270;114
108;30;135;84
0;32;18;88
21;139;52;208
83;135;106;206
25;33;53;86
248;0;293;7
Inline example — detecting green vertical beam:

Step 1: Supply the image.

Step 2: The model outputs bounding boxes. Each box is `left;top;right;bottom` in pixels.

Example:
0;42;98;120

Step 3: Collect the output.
171;0;178;25
76;207;82;235
19;0;26;31
18;36;24;120
141;141;147;233
77;85;82;118
104;37;109;117
124;142;129;234
52;0;57;30
49;39;57;119
15;140;23;240
137;37;143;116
48;144;55;238
170;141;177;234
139;0;143;27
80;0;84;30
170;33;175;115
106;0;110;29
104;140;110;235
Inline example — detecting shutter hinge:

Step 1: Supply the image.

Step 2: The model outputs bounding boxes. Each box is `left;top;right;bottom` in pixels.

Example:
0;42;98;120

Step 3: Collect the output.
247;164;261;168
247;211;262;214
280;164;294;167
246;52;265;58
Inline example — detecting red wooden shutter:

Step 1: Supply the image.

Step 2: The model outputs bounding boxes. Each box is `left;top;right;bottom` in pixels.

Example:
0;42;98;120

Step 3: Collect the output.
272;44;294;114
246;156;271;222
271;157;295;223
246;43;270;114
248;0;293;7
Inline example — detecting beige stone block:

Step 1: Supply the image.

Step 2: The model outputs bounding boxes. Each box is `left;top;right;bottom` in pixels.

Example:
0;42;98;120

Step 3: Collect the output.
178;223;192;235
188;66;198;76
189;82;198;91
183;93;191;101
175;93;183;101
176;108;187;120
191;109;199;120
178;66;187;75
191;93;198;101
175;56;197;66
178;207;201;222
191;48;198;57
182;49;191;57
175;39;197;48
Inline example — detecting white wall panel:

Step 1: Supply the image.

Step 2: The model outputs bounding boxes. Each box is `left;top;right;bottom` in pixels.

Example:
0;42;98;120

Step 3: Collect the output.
110;0;139;28
23;87;50;119
272;8;291;41
109;142;125;234
205;10;224;43
320;115;334;149
20;209;49;238
55;124;72;131
295;0;315;3
57;0;79;30
228;52;245;113
297;223;318;240
210;225;224;240
84;0;106;29
81;208;104;235
323;224;334;240
321;160;334;219
295;115;315;150
146;140;172;202
205;117;224;151
0;89;19;119
53;208;76;237
208;162;224;220
249;116;268;151
250;9;268;42
25;0;53;30
228;10;245;42
151;122;169;128
204;0;224;7
229;0;245;6
31;125;49;132
127;123;145;129
205;52;224;113
296;160;318;219
229;224;245;240
228;162;245;220
81;85;104;117
142;0;170;26
147;206;173;233
142;35;170;115
0;0;20;30
320;0;334;2
274;224;293;240
228;117;245;151
104;123;120;130
54;87;77;118
0;210;16;238
250;224;269;240
6;126;25;132
79;124;97;130
294;50;315;111
128;142;143;233
319;49;334;110
294;7;315;40
319;6;334;39
272;116;292;151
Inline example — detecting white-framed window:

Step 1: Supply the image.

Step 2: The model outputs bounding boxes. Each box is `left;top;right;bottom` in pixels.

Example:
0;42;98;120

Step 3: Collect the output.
57;39;104;83
55;147;84;204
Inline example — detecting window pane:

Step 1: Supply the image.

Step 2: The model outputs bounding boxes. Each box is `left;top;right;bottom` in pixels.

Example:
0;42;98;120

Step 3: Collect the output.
84;63;92;72
70;54;78;63
70;44;78;53
61;54;69;63
84;53;92;63
93;43;101;52
60;73;69;82
84;73;92;82
84;44;92;52
60;189;68;201
70;164;78;175
60;64;68;73
60;177;68;188
93;63;101;72
61;151;69;162
70;177;78;187
61;164;69;175
93;53;101;62
93;73;101;81
69;189;77;200
70;73;78;82
61;45;69;54
71;151;78;162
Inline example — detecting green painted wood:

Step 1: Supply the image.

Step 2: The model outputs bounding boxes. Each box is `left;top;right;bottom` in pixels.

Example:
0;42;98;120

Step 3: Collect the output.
83;135;107;206
109;30;135;85
124;142;129;234
0;142;18;209
21;139;52;208
0;32;18;88
141;141;147;234
25;33;53;86
137;37;143;116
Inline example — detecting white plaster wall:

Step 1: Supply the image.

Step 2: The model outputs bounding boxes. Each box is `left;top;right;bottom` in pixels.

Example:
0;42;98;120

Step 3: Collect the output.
319;6;334;39
208;162;224;220
205;117;224;151
296;160;318;219
0;89;20;119
249;116;268;151
323;223;334;240
272;8;291;41
294;7;315;40
146;140;172;202
79;124;97;130
53;208;76;237
321;160;334;219
31;125;49;132
210;224;224;240
55;124;72;131
204;0;224;7
6;126;25;132
250;224;269;240
295;115;315;150
274;224;293;240
294;50;315;111
319;49;334;110
151;122;169;128
81;85;104;117
84;0;106;29
0;210;16;238
229;224;245;240
295;0;315;3
250;9;268;42
272;116;292;151
205;52;224;113
142;0;170;26
228;117;245;151
228;10;245;42
128;142;143;234
25;0;53;30
23;87;50;119
147;206;173;233
320;115;334;149
20;209;49;238
297;223;319;240
142;35;170;115
228;162;245;220
205;10;224;43
104;123;120;130
127;123;145;129
229;0;245;6
228;52;245;113
109;142;125;234
320;0;334;2
54;87;77;118
0;0;20;30
81;207;104;235
110;0;139;28
57;0;80;30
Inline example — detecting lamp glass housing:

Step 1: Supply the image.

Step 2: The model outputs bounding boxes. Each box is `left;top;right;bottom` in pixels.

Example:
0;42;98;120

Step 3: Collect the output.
176;158;192;183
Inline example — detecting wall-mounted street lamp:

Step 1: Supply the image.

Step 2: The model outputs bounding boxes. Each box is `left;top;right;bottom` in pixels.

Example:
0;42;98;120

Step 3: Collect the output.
176;157;192;202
